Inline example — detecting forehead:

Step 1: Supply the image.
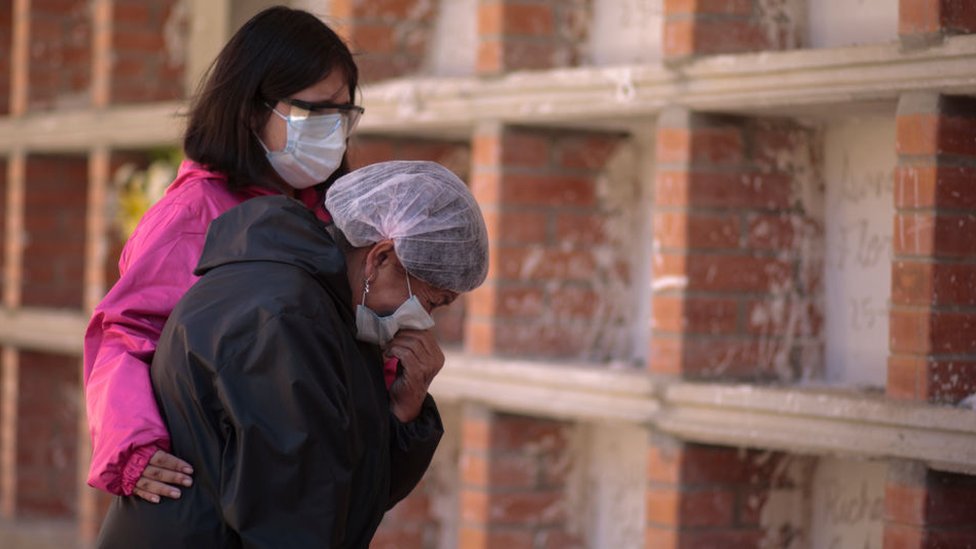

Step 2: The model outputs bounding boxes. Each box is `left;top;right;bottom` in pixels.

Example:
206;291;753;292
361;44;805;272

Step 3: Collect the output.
292;71;349;103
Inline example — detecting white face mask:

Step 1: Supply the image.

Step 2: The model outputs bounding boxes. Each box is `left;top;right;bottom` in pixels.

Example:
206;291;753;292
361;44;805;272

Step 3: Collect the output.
261;105;347;189
356;275;435;346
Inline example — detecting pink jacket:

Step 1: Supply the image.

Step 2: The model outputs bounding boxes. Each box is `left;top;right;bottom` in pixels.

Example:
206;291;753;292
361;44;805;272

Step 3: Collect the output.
83;160;332;495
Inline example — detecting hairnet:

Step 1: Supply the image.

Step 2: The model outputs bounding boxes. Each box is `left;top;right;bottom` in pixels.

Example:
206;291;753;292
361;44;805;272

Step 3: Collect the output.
325;160;489;293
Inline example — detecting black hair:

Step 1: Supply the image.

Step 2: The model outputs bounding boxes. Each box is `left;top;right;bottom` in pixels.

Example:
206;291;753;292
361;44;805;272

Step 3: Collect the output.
183;6;358;191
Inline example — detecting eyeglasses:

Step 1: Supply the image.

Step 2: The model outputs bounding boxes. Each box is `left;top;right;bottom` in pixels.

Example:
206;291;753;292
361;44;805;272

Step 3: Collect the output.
277;98;365;133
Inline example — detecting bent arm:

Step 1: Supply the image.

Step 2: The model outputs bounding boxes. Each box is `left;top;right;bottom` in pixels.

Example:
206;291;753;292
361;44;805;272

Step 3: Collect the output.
83;209;208;495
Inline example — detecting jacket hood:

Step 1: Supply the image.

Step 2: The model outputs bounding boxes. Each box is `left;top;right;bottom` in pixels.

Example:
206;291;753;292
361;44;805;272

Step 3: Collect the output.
195;195;350;306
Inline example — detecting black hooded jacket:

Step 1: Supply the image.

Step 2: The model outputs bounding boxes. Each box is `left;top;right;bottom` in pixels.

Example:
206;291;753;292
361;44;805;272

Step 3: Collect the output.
96;196;443;548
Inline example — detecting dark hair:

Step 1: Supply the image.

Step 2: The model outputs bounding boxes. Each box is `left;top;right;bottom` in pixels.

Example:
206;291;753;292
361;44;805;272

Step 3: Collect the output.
183;6;359;191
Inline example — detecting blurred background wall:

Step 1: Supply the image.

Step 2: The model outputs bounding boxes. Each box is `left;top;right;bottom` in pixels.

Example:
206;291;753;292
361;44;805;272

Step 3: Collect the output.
1;0;975;547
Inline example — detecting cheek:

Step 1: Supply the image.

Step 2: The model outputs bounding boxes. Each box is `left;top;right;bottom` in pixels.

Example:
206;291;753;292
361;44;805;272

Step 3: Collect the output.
260;115;287;152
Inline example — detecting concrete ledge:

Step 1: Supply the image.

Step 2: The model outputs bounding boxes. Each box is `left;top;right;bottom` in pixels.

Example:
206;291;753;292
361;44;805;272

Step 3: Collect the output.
0;307;87;355
5;308;975;473
437;353;976;474
2;35;974;151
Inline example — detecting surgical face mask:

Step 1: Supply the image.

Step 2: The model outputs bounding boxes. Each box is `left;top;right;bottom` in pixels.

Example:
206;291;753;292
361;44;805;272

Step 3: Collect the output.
356;274;435;346
260;104;347;189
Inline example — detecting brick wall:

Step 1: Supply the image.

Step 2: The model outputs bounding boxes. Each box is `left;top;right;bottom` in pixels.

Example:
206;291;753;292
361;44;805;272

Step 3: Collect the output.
0;158;6;300
651;110;823;381
331;0;437;82
476;0;590;75
884;461;976;547
646;439;806;547
887;93;976;404
110;0;187;104
0;0;12;115
466;125;635;360
899;0;976;46
29;0;91;111
459;408;582;549
662;0;803;62
22;155;88;309
15;351;80;518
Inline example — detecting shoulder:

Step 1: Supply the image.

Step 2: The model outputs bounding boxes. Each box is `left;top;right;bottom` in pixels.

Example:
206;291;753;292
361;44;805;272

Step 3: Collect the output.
122;178;244;257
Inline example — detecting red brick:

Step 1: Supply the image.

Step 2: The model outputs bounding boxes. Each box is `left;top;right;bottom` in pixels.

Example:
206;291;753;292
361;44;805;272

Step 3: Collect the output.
891;261;976;307
920;360;976;403
663;19;696;58
894;165;976;210
478;39;557;74
890;308;976;355
491;415;568;454
333;0;428;20
478;3;554;37
893;213;976;258
897;113;976;157
349;138;397;168
16;351;80;517
539;528;585;549
477;39;506;74
746;213;802;251
468;284;545;318
461;453;538;489
347;23;398;54
555;134;623;171
652;295;739;335
889;309;931;355
656;170;793;209
494;247;598;282
498;132;552;169
887;356;921;400
370;526;424;549
885;481;928;524
547;286;604;319
646;487;681;526
691;20;770;56
899;0;944;35
656;127;745;166
649;335;766;379
554;213;608;248
482;491;565;526
943;0;976;32
483;209;549;245
665;0;754;16
492;173;597;207
654;211;740;251
459;526;535;549
655;253;794;293
112;3;151;24
676;529;766;548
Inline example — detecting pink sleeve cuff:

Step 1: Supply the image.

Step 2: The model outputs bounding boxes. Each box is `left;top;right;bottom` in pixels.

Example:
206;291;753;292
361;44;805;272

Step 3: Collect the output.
120;444;161;496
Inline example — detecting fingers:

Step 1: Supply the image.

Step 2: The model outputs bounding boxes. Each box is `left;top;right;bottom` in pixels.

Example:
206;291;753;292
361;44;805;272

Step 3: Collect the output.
133;477;182;503
132;450;194;503
149;450;194;475
143;464;193;488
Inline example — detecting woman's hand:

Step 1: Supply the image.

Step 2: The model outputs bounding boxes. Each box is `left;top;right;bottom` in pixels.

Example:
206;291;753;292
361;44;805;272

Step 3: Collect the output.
133;450;194;503
385;329;444;423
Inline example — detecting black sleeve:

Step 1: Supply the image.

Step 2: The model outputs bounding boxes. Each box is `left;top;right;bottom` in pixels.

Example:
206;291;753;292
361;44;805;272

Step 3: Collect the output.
215;312;353;548
387;393;444;507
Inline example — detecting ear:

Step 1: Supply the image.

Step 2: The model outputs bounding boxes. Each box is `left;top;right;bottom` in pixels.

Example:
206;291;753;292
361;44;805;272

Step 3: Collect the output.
362;239;399;281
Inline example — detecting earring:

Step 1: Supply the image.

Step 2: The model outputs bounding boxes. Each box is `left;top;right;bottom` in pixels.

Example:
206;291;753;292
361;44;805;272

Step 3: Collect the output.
363;277;371;295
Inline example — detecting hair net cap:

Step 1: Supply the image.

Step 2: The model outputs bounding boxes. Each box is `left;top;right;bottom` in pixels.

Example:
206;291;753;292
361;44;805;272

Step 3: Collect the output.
325;160;489;293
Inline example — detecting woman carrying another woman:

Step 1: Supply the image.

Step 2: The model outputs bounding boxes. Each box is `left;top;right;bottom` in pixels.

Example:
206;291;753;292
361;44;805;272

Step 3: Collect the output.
96;161;489;547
